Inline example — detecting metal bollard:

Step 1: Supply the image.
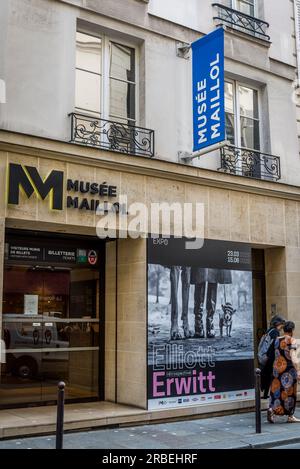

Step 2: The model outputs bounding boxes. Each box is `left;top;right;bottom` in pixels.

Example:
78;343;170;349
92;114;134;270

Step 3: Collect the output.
56;381;65;449
255;368;261;434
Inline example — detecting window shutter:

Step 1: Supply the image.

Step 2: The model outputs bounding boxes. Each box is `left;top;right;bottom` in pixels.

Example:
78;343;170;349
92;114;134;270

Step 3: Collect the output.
294;0;300;84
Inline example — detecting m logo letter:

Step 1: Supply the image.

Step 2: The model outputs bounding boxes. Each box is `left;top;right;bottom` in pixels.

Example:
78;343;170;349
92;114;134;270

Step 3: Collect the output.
8;163;64;210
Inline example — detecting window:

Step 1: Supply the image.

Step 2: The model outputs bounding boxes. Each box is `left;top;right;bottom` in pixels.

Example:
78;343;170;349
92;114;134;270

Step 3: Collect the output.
76;33;102;116
223;80;264;179
109;43;136;124
225;81;260;150
231;0;255;16
75;32;136;125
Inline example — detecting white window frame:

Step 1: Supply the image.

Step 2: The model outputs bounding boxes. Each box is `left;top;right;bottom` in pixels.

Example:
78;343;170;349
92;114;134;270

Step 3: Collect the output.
75;31;103;117
225;78;261;151
225;78;263;176
231;0;257;17
75;30;139;126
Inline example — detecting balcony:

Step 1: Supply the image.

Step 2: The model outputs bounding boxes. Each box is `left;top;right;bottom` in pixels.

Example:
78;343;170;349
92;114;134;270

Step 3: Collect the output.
69;113;155;158
219;145;281;181
212;3;270;42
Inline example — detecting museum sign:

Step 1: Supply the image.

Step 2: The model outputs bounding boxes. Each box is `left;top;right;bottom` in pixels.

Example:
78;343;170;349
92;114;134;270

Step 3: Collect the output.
7;163;121;213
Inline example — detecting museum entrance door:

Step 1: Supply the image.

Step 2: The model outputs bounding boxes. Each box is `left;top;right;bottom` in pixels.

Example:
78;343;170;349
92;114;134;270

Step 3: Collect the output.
1;260;101;407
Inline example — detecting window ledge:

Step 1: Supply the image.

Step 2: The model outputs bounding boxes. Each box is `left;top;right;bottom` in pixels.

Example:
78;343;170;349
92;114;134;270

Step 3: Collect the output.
216;23;272;48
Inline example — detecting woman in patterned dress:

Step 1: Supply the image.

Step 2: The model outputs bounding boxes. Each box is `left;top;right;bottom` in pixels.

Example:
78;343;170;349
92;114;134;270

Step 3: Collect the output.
268;321;300;423
261;315;286;399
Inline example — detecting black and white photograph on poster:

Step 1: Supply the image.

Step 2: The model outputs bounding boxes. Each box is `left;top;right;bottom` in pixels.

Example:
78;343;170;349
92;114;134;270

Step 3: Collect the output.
147;237;255;410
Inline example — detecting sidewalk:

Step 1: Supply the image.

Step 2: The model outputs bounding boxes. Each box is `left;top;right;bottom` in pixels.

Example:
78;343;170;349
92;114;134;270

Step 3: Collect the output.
0;399;263;439
0;407;299;449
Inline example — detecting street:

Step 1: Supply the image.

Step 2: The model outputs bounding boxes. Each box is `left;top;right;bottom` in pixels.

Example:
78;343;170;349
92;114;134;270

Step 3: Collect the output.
0;410;300;449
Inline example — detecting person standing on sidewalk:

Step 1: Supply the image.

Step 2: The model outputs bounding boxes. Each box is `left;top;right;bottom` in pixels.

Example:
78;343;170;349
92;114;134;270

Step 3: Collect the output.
260;316;286;399
268;321;300;423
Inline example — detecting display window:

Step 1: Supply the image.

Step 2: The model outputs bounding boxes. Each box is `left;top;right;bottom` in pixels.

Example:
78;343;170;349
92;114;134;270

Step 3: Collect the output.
0;232;105;407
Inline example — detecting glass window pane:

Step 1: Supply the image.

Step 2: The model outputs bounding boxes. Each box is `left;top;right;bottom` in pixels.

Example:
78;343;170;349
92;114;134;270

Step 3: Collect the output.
225;82;234;114
76;32;102;74
236;0;255;16
109;78;135;120
41;350;99;400
110;43;135;82
70;268;99;319
239;86;258;119
76;70;101;114
240;117;260;150
226;112;235;145
1;255;101;406
108;115;135;125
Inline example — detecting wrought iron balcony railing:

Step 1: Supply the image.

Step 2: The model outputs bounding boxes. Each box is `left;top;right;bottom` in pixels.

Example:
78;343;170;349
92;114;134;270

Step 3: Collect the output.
212;3;270;41
69;113;155;158
219;145;281;181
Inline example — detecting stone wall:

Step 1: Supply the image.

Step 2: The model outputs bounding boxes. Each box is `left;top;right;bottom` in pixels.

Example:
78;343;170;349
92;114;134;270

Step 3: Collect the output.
116;238;147;408
105;238;147;408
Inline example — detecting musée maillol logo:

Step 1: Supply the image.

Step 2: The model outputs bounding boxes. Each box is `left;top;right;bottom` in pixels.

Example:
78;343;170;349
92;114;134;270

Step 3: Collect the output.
8;163;64;210
7;163;118;212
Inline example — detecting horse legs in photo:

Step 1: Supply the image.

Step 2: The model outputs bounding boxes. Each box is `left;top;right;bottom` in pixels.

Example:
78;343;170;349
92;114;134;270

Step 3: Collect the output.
181;267;192;338
194;282;205;338
206;282;217;339
219;316;223;338
170;266;181;340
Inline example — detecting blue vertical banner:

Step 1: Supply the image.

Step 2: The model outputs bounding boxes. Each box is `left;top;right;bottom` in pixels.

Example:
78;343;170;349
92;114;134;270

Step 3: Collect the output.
192;28;225;152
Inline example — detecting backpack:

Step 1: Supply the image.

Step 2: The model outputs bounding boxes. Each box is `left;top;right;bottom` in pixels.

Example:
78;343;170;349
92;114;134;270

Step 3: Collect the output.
257;330;274;366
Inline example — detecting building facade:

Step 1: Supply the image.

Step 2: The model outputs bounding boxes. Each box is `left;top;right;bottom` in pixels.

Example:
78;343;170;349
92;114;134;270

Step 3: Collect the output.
0;0;299;422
